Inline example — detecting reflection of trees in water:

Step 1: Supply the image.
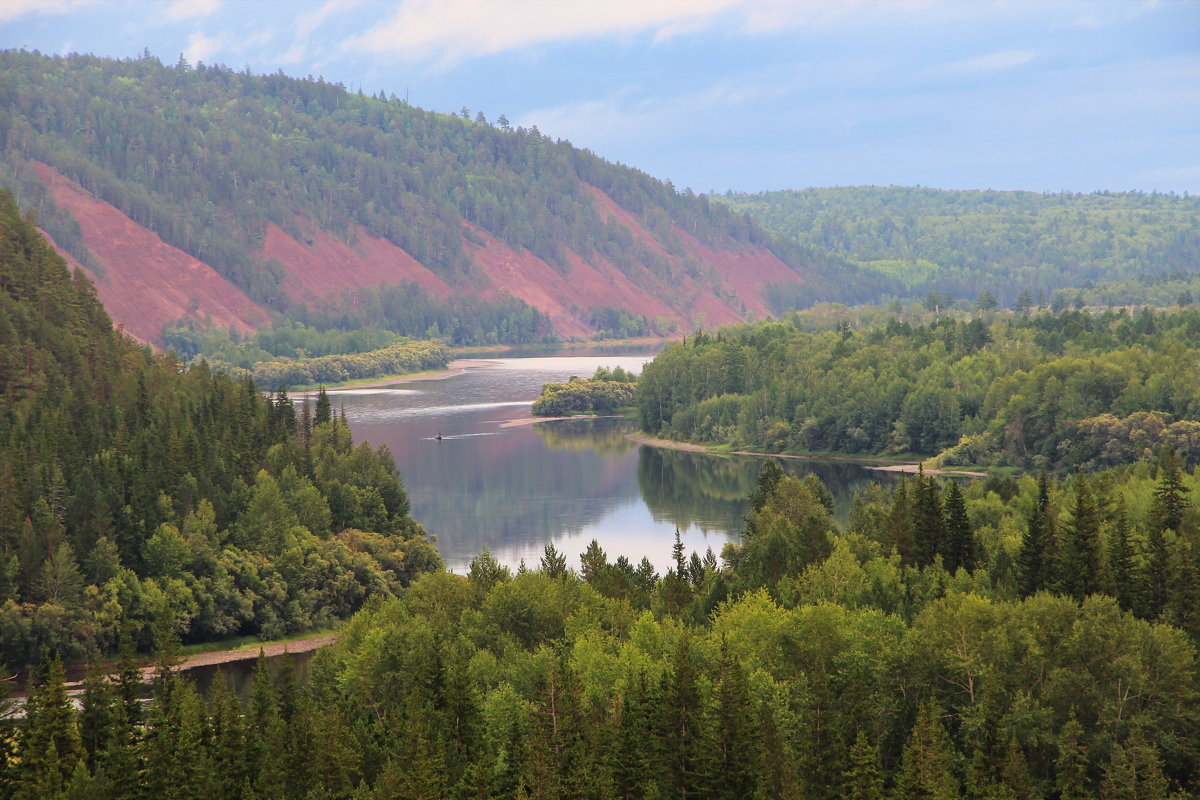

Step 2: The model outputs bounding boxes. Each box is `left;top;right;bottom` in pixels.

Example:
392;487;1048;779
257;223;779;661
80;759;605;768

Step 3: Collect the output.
410;425;636;564
637;447;900;533
534;417;639;455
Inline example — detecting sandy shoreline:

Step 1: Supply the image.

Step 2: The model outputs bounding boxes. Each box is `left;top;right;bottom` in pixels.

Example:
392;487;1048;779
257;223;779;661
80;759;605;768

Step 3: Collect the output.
623;432;988;476
140;632;340;681
293;359;502;394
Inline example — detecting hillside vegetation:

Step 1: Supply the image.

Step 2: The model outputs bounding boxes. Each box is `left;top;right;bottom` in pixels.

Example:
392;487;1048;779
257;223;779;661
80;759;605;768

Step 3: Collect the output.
6;456;1200;799
721;186;1200;309
0;49;880;345
637;307;1200;470
0;189;440;665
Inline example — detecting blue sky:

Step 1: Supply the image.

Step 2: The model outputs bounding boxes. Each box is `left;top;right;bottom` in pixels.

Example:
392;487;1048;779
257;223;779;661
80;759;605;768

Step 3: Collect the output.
4;0;1198;194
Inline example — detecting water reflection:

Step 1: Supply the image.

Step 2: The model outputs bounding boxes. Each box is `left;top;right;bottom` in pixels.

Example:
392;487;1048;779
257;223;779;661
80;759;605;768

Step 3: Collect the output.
332;351;901;574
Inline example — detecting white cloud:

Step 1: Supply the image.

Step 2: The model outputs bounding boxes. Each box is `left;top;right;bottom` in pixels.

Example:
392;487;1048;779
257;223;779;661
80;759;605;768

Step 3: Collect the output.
182;31;220;64
296;0;365;39
165;0;221;22
927;49;1037;78
342;0;745;64
0;0;96;23
519;77;784;150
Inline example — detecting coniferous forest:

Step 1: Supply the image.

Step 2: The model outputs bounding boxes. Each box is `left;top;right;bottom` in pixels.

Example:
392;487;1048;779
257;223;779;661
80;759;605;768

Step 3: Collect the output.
4;176;1200;797
0;189;440;664
2;41;1200;800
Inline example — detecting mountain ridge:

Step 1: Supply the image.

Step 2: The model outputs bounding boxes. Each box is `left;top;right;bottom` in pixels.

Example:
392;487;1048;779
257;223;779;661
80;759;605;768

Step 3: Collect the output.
0;50;868;345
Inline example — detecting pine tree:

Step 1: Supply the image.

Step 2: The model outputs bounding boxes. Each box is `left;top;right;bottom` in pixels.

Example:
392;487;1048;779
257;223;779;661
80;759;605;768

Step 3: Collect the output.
540;542;567;578
1018;472;1054;597
843;729;884;800
912;472;946;567
1055;712;1089;800
943;480;975;574
748;459;784;515
896;700;960;800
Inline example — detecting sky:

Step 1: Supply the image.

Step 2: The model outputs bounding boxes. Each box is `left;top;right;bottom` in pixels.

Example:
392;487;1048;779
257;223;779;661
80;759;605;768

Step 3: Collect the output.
3;0;1198;195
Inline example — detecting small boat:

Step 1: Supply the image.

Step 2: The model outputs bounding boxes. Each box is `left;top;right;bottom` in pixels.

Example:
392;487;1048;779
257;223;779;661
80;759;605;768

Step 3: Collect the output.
435;433;443;441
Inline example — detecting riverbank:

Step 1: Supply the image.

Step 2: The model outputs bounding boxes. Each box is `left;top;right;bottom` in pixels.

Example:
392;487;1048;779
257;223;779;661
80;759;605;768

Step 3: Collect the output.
293;359;502;393
140;631;338;682
624;432;989;476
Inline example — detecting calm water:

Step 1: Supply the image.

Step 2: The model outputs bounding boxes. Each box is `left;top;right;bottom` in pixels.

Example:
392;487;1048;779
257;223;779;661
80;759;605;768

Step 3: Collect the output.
326;350;900;574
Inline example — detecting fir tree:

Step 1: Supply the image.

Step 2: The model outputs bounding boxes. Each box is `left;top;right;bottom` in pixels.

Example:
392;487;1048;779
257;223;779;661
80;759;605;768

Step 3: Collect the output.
896;700;960;800
1018;472;1054;597
943;480;975;573
912;471;946;567
1055;712;1089;800
843;729;884;800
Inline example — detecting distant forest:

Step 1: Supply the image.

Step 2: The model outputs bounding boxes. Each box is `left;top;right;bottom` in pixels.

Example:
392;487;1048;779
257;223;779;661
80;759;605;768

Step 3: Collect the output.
721;187;1200;310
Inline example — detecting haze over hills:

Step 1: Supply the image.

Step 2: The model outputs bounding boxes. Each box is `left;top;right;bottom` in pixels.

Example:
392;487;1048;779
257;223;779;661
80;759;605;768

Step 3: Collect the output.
720;187;1200;311
0;49;882;346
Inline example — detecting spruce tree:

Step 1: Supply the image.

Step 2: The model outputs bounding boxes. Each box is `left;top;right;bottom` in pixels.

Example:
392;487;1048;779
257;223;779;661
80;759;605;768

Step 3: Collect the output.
943;480;975;574
714;638;759;800
1018;472;1054;597
1108;499;1138;612
843;729;884;800
887;477;917;565
1055;712;1089;800
1150;447;1189;535
896;700;960;800
314;387;332;426
1058;476;1102;600
912;472;946;568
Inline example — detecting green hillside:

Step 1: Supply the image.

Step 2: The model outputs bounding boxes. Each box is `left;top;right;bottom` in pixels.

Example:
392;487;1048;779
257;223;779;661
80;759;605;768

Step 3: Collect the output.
721;186;1200;308
0;188;439;666
0;49;879;323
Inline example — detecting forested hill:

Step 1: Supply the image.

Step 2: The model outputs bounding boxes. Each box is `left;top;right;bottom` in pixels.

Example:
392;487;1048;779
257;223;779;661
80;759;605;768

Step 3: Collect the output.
720;186;1200;309
0;49;877;345
0;188;440;666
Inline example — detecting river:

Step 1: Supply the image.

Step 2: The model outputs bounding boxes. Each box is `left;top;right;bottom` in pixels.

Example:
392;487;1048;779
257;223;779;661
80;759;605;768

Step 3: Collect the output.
327;348;901;574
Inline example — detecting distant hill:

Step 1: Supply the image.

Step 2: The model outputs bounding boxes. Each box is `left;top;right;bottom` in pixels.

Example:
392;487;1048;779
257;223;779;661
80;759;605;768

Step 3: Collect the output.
720;186;1200;309
0;50;879;345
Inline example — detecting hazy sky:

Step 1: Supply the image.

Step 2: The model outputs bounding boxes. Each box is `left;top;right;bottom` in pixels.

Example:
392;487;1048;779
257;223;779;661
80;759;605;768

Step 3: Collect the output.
4;0;1198;194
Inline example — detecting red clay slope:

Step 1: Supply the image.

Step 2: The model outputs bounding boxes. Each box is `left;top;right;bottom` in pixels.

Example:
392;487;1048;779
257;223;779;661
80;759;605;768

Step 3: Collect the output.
33;162;268;342
34;162;806;343
260;219;452;304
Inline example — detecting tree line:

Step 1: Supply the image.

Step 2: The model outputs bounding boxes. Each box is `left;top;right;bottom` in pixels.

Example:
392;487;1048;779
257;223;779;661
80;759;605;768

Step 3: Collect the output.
0;189;440;665
719;185;1200;311
637;307;1200;469
5;453;1198;798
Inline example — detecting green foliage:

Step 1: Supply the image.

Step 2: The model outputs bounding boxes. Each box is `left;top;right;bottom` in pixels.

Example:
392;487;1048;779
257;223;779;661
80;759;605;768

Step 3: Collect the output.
637;309;1200;469
0;49;812;318
531;369;638;416
0;188;439;665
8;455;1200;799
721;185;1200;310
